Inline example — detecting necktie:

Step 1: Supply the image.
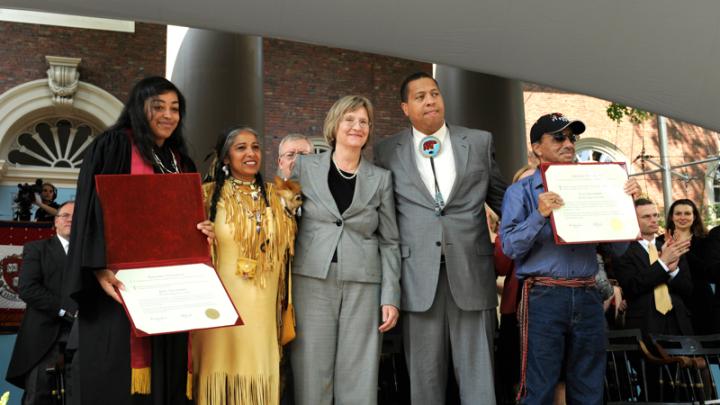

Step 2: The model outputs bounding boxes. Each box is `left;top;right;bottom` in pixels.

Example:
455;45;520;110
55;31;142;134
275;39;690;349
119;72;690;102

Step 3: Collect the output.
649;242;673;315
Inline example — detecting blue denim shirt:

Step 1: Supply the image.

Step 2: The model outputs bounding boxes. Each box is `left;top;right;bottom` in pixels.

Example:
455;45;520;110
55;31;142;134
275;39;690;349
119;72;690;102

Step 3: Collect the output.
500;170;628;279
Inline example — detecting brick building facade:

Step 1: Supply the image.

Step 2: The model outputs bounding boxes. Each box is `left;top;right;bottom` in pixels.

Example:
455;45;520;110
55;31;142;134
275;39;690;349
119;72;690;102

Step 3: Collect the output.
262;38;430;176
0;21;166;102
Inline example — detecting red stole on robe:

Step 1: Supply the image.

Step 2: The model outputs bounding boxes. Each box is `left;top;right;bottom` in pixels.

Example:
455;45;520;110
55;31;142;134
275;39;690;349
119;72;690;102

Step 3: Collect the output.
127;136;193;400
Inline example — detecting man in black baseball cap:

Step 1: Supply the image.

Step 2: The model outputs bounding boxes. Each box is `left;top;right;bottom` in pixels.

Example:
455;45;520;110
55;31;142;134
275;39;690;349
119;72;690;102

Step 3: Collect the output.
529;112;585;163
500;112;640;404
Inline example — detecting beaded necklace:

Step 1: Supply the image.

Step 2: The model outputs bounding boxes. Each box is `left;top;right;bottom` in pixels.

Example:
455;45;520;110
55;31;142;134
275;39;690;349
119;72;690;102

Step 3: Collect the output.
152;150;179;173
331;154;359;180
229;177;263;234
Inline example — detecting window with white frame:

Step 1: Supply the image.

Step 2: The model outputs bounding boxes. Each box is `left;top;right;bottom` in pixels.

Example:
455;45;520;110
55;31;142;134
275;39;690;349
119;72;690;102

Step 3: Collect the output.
7;118;98;168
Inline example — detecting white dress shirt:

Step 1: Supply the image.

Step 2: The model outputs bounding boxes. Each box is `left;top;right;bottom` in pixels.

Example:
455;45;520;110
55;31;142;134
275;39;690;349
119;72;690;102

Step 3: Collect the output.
57;234;70;255
638;238;679;279
411;124;456;202
56;234;70;317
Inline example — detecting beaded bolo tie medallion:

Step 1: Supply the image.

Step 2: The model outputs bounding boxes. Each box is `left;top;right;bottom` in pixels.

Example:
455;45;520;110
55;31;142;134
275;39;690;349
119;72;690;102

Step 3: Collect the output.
419;135;445;215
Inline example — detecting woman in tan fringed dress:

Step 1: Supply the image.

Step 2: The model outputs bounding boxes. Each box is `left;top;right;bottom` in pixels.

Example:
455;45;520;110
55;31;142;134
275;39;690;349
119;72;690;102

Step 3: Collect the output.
191;126;300;405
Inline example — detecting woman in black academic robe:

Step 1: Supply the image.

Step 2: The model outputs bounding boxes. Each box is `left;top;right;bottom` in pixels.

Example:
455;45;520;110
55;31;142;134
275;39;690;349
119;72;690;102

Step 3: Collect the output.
64;77;212;404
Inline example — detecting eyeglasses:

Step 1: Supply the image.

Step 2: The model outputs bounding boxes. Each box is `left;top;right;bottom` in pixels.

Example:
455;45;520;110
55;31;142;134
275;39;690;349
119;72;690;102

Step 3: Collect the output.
56;213;72;220
280;151;310;160
550;132;579;143
341;117;370;129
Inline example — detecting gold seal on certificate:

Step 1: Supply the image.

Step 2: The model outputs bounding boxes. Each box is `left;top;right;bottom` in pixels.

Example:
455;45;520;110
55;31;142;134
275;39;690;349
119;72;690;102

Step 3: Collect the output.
541;162;640;244
205;308;220;319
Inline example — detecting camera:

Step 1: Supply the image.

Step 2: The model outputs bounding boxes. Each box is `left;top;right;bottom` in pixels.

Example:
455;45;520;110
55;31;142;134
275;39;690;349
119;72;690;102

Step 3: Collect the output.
13;179;43;221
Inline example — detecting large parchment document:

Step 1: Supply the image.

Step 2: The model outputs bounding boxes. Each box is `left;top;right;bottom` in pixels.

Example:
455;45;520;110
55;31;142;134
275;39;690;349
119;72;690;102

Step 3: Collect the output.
96;173;241;336
542;163;640;244
115;263;240;335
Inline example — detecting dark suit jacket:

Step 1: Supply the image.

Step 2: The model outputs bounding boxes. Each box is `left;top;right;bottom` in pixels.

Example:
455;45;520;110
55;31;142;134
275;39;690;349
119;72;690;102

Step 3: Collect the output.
703;226;720;332
616;240;693;335
6;236;68;388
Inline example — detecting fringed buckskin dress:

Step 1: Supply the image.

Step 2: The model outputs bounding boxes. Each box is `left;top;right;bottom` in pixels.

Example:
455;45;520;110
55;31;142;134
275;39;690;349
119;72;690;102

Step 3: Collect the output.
192;178;298;405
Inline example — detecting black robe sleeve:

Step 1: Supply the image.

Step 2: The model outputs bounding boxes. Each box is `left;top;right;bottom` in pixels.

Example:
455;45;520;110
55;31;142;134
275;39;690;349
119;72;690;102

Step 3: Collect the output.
62;129;132;308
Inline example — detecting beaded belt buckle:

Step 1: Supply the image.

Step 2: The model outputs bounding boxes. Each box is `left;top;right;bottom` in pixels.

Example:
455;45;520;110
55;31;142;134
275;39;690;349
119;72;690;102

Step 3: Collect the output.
236;257;258;280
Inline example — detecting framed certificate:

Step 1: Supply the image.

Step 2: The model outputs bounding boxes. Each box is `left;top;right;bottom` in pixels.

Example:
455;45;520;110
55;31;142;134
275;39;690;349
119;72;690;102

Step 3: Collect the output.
540;162;640;244
96;173;242;336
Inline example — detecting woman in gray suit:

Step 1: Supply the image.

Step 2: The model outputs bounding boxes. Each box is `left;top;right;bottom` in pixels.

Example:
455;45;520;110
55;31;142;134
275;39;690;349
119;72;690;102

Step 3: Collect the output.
291;95;401;405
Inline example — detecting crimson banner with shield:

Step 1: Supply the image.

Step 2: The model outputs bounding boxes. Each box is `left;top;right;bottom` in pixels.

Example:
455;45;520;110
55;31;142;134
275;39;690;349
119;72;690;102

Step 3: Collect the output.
0;221;55;332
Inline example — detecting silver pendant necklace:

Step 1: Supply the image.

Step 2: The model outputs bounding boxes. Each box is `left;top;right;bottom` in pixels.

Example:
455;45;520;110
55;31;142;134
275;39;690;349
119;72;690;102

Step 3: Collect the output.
152;150;179;173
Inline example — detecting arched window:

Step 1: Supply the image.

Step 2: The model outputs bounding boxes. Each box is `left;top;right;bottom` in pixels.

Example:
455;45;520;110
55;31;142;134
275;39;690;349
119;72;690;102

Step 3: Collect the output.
0;78;122;188
574;138;630;171
7;118;97;168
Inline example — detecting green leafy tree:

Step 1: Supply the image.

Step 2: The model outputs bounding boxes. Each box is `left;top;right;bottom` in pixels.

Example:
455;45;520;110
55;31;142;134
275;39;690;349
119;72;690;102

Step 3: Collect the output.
606;103;653;125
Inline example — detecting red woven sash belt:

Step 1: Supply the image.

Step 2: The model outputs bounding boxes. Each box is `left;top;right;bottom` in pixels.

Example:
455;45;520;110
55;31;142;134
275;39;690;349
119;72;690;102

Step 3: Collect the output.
516;276;596;400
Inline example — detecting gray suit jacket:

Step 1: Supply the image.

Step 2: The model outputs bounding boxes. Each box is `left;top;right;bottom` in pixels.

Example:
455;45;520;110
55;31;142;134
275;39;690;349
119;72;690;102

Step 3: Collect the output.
292;152;401;307
374;124;507;311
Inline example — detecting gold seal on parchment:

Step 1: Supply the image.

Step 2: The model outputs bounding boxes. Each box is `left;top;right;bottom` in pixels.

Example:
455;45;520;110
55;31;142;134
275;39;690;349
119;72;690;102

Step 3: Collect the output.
610;217;624;232
205;308;220;319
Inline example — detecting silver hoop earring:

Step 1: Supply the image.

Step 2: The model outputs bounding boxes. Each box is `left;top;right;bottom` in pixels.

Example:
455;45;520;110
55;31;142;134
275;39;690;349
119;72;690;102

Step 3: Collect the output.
222;164;229;176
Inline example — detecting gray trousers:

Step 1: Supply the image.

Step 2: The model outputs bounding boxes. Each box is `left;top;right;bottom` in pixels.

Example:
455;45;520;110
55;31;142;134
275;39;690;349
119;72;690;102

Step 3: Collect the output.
403;265;496;405
291;264;381;405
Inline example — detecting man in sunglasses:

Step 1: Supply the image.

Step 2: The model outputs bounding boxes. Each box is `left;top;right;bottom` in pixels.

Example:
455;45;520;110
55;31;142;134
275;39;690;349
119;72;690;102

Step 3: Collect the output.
278;133;314;179
500;113;640;405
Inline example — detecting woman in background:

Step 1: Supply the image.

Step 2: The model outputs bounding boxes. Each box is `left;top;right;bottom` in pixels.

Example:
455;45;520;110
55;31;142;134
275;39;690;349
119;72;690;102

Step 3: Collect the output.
33;182;59;222
660;199;714;334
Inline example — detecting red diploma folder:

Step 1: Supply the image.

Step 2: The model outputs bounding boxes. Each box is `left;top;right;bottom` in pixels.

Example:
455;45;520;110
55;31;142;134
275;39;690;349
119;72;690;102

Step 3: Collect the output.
95;173;242;336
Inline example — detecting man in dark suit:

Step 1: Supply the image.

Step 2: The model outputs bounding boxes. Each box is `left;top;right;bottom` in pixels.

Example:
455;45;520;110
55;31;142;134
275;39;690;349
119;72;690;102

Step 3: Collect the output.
616;198;693;336
7;201;76;404
616;198;693;401
375;71;507;405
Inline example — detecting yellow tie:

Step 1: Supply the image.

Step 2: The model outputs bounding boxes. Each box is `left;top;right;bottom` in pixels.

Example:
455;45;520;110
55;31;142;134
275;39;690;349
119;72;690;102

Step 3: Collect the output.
649;242;673;315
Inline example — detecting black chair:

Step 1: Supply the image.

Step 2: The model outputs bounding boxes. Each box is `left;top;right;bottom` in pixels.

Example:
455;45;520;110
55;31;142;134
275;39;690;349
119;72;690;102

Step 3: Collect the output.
606;328;649;403
646;334;720;404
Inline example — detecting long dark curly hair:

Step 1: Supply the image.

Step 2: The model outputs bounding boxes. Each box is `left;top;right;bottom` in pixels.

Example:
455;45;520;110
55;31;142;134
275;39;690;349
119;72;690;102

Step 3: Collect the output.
110;76;191;167
207;126;269;222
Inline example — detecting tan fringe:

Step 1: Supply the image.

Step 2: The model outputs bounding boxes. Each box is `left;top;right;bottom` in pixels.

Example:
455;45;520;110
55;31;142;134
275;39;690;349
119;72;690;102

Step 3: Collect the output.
203;179;299;350
195;372;277;405
131;367;151;395
186;371;193;400
212;181;297;289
